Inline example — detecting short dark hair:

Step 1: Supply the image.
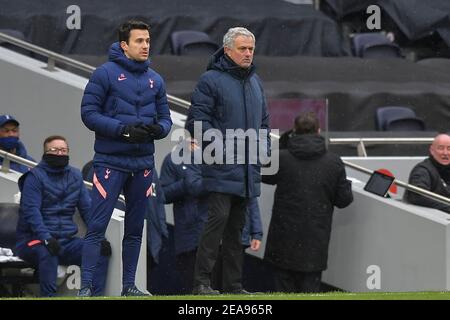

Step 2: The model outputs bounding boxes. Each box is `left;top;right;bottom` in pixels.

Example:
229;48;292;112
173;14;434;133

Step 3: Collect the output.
294;112;319;134
43;135;67;151
118;20;150;44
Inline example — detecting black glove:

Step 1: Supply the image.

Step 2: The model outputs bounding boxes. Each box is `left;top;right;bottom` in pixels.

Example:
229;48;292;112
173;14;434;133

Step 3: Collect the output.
44;237;61;256
100;239;112;257
144;124;163;138
122;124;149;143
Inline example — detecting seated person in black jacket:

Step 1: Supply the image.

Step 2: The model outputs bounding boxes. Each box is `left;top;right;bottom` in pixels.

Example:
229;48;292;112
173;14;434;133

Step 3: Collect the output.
404;134;450;213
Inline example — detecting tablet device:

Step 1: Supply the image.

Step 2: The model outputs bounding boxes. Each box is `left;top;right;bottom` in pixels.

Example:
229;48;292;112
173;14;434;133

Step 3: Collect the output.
364;171;395;197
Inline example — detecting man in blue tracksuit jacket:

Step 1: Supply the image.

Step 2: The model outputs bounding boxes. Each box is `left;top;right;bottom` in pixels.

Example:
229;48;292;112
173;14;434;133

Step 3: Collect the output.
16;135;109;297
79;20;172;296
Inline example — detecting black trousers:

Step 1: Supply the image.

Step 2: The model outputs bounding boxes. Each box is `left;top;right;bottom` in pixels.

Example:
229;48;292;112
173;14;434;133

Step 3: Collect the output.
274;266;322;293
193;192;248;291
175;249;197;294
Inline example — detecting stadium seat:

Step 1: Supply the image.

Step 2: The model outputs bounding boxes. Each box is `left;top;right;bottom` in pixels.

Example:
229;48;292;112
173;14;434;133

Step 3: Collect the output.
170;30;219;56
352;33;402;58
375;106;425;131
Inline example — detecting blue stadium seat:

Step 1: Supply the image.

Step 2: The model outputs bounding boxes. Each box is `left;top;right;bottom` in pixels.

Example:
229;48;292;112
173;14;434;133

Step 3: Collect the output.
375;106;425;131
352;33;402;58
170;30;219;56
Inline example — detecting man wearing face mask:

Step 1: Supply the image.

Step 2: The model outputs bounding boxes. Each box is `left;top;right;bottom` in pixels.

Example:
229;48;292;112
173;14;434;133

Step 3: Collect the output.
15;135;110;297
0;114;35;173
404;134;450;213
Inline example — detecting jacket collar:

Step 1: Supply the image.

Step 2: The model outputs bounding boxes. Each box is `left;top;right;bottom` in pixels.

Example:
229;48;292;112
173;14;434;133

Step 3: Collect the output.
108;42;150;73
207;47;255;80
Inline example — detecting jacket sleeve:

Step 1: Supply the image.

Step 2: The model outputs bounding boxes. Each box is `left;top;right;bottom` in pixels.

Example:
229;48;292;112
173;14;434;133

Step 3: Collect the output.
184;163;207;197
186;74;216;136
334;161;354;209
80;67;124;138
247;197;263;241
154;78;173;140
405;166;450;213
257;76;271;159
261;150;280;185
160;154;187;204
19;173;52;240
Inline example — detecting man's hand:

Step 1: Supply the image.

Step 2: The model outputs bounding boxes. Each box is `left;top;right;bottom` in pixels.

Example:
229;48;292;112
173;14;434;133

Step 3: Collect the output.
44;237;61;256
143;124;163;138
250;239;261;251
122;125;149;143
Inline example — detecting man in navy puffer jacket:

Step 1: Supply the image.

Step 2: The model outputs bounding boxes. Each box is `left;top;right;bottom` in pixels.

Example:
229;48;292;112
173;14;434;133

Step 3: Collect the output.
79;20;172;296
16;136;110;297
186;27;270;295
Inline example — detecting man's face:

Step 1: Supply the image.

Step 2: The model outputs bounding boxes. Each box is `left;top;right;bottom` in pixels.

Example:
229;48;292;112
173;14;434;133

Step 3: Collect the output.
430;135;450;166
0;122;19;138
121;29;150;62
45;139;69;156
224;35;255;69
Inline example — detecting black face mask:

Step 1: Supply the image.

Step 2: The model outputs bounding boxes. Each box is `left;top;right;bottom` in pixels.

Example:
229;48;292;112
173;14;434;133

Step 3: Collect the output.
42;154;69;168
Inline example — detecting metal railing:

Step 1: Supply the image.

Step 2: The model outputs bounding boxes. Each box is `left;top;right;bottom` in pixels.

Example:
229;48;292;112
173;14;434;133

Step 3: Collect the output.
0;31;191;110
0;149;125;203
2;148;450;208
330;137;434;157
343;160;450;206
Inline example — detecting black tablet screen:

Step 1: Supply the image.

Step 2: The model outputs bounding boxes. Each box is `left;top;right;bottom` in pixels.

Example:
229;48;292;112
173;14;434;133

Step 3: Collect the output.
364;171;395;197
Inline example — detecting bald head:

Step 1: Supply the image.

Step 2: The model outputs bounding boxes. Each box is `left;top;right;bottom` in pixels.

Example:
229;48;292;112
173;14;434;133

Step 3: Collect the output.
430;134;450;165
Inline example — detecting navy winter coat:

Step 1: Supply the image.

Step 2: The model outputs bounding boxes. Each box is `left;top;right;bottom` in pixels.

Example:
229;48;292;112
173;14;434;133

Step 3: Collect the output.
160;151;208;255
16;161;91;247
145;169;168;264
81;42;172;172
186;48;270;198
241;197;263;247
160;149;263;254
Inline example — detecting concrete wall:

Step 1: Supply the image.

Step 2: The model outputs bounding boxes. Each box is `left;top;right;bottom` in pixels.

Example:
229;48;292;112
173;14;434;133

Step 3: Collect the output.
323;179;450;292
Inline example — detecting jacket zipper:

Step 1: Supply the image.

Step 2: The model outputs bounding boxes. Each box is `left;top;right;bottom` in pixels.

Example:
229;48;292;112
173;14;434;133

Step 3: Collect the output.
242;79;249;197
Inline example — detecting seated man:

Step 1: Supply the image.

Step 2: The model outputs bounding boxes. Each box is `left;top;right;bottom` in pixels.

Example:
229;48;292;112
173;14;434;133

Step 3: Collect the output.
404;133;450;213
0;114;34;173
15;135;110;297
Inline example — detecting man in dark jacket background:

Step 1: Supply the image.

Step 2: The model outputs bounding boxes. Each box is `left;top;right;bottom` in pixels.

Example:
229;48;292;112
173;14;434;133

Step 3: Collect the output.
16;135;109;297
79;20;172;296
262;112;353;293
186;26;270;295
404;134;450;213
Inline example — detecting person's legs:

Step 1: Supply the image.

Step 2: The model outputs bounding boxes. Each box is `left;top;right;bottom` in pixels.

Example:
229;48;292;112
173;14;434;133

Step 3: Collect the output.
17;243;58;297
221;196;247;292
193;192;232;289
210;245;223;291
273;266;297;293
297;271;322;293
80;166;126;289
175;249;197;294
121;168;153;290
61;237;110;296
